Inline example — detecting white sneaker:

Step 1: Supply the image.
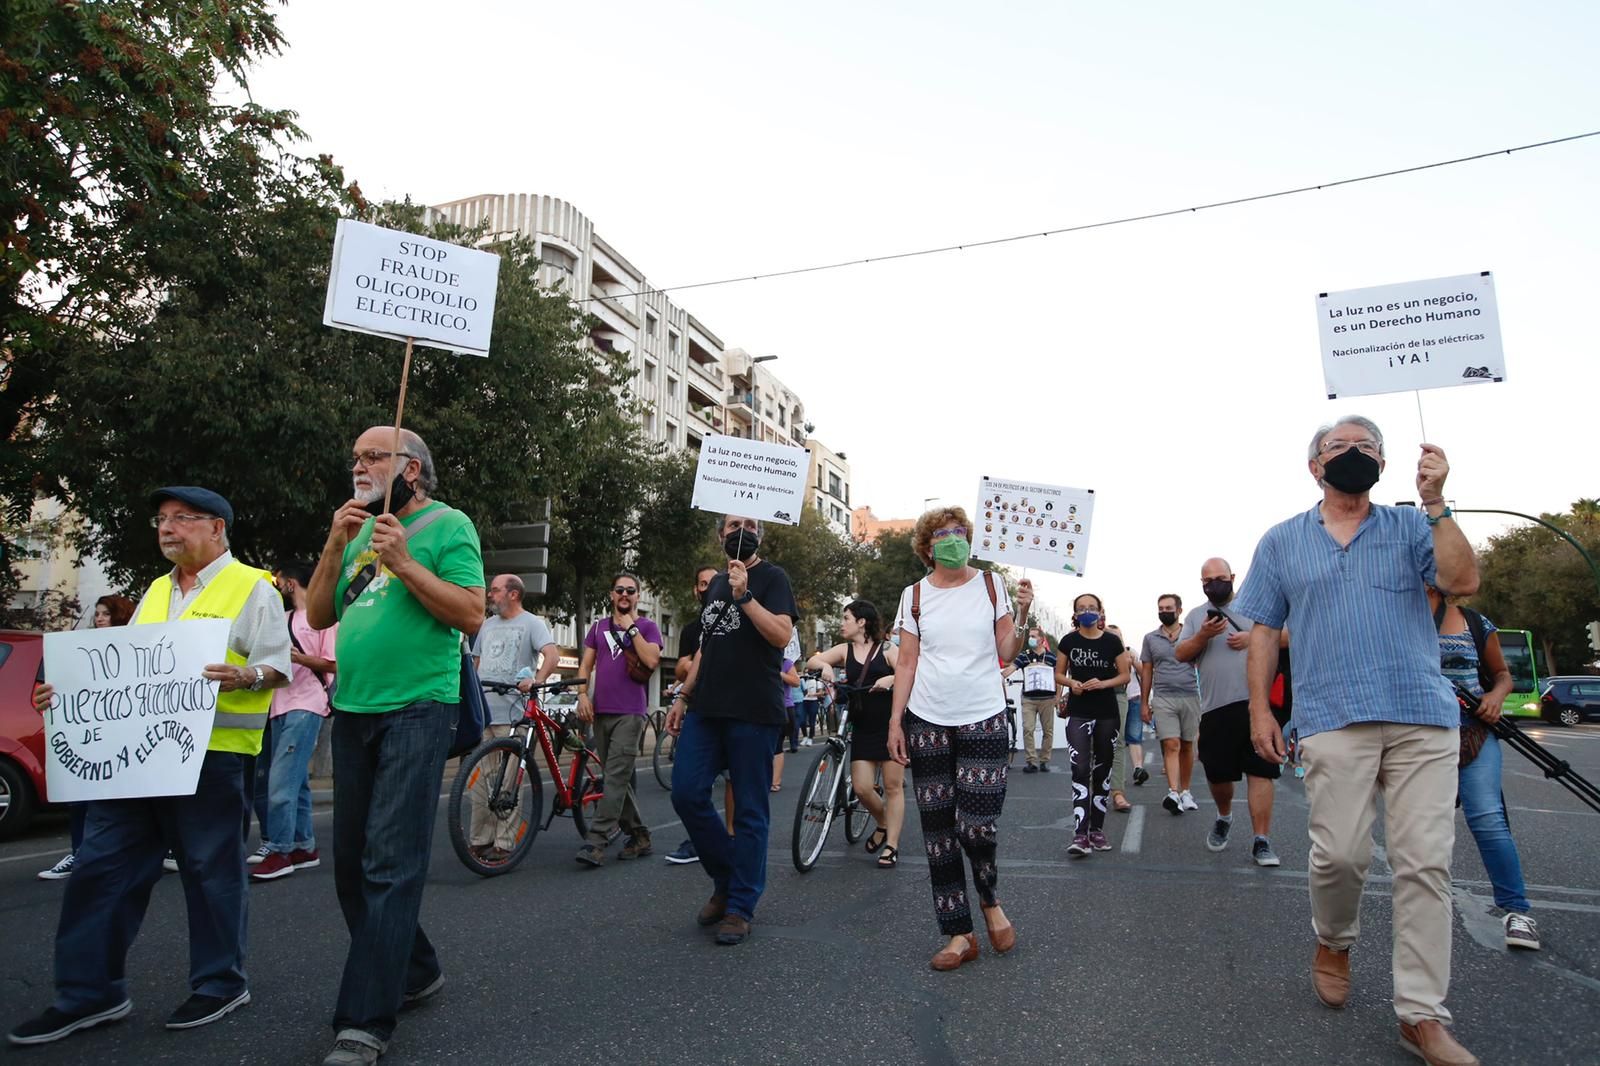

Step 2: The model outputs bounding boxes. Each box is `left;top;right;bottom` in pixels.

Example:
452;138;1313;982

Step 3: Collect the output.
1504;912;1541;950
37;853;76;880
162;852;179;873
246;844;271;866
1179;790;1199;812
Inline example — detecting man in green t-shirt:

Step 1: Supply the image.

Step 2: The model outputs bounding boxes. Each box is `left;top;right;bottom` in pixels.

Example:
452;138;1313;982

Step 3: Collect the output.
306;427;484;1066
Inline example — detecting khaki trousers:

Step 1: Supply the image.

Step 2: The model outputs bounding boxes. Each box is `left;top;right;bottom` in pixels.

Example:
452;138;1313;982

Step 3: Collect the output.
1020;696;1056;766
468;724;520;850
1301;721;1458;1023
586;713;646;845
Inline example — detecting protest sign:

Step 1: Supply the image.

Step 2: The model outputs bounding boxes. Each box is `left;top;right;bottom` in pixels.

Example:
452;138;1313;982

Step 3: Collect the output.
42;619;229;802
691;435;810;526
323;219;502;356
1316;271;1505;399
971;476;1095;575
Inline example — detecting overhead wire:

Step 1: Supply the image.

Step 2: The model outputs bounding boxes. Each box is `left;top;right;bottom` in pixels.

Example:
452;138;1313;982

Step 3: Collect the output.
577;129;1600;305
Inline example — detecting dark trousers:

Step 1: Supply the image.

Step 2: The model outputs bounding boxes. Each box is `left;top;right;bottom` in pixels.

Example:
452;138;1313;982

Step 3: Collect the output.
54;751;250;1011
331;702;455;1041
670;713;781;921
906;710;1009;936
1066;716;1119;833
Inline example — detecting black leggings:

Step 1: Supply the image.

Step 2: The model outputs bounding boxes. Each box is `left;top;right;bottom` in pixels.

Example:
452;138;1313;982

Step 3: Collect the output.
1065;716;1119;833
906;710;1010;936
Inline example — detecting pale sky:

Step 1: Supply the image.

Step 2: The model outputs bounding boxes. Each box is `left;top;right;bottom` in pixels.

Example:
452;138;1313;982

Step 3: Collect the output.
247;1;1599;637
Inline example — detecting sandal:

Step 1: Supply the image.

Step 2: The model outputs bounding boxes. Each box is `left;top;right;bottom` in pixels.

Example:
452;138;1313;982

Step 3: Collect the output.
1112;791;1132;813
865;826;888;853
770;784;782;793
876;845;899;868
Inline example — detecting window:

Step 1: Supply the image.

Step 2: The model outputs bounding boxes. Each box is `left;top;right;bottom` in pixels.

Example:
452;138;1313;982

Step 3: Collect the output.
828;473;843;499
667;374;679;399
645;312;658;338
643;362;656;384
666;418;678;443
668;331;680;356
643;410;657;435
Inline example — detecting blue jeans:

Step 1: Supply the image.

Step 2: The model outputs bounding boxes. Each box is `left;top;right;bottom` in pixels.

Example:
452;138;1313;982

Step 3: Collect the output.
800;699;819;737
264;710;321;854
1458;732;1529;913
331;701;455;1041
54;751;249;1011
670;713;781;921
1125;697;1145;745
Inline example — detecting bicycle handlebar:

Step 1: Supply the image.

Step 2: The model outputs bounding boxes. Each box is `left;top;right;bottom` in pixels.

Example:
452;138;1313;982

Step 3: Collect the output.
480;677;583;696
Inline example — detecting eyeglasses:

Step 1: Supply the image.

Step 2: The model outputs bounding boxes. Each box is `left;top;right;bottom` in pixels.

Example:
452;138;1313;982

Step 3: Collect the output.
1319;439;1382;458
930;527;968;540
613;586;638;595
350;449;411;470
149;513;217;528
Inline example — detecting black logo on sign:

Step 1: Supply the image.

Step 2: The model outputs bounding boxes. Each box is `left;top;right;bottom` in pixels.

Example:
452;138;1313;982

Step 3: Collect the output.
1461;366;1491;379
772;509;792;522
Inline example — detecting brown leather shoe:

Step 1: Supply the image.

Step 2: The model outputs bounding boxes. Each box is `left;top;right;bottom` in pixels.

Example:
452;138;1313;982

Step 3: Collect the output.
1399;1020;1479;1066
696;894;728;927
981;904;1016;954
714;915;751;946
930;933;980;972
1312;943;1350;1008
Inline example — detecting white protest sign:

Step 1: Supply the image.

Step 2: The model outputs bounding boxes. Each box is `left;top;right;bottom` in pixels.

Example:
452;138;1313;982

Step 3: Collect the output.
324;219;502;357
42;619;229;802
1316;271;1504;399
690;434;810;526
1022;663;1055;694
972;476;1095;576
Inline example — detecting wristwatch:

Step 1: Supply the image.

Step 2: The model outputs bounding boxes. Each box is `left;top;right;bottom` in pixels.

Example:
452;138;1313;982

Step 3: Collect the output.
248;665;266;691
735;590;754;606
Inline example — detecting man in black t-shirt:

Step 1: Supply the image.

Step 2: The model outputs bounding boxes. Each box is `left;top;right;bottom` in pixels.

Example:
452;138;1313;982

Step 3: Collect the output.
666;516;799;946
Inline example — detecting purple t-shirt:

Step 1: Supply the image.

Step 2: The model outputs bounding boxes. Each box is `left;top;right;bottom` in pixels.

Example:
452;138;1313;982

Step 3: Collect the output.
782;659;796;707
583;616;663;715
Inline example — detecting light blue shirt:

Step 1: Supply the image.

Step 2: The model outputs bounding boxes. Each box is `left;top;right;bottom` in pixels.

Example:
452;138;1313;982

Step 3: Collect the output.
1232;502;1457;738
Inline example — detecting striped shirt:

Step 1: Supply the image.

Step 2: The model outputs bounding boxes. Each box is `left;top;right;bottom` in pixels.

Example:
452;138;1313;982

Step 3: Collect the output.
1232;502;1457;738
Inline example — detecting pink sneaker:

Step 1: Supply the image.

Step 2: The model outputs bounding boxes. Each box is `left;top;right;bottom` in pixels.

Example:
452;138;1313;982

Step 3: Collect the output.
249;852;295;881
1067;834;1091;857
288;848;320;870
1088;829;1112;851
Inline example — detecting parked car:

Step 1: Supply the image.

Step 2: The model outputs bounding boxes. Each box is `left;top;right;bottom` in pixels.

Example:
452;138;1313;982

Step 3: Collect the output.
0;631;47;839
1539;676;1600;727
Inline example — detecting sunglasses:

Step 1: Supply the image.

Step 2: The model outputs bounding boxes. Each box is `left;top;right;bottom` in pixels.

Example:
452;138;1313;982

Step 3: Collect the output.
613;586;638;595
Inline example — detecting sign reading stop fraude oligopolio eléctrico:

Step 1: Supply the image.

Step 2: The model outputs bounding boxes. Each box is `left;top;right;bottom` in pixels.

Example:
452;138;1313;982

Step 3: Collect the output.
323;219;502;357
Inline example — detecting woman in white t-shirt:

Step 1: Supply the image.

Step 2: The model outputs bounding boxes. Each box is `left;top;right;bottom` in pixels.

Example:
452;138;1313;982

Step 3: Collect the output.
889;507;1031;972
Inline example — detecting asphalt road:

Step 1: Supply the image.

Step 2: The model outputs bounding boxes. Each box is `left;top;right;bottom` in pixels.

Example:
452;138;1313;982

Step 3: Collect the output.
2;722;1599;1066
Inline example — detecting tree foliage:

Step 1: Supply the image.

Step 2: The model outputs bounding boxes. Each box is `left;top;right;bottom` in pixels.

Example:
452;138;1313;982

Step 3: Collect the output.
2;0;301;590
854;529;926;624
760;505;861;654
34;166;636;600
1471;500;1600;674
632;449;721;623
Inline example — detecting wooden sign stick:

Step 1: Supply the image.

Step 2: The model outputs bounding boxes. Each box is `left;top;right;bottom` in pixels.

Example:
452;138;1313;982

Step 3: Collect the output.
381;336;415;515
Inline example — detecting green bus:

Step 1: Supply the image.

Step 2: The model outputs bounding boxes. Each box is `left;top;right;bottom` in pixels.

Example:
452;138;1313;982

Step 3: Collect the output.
1497;629;1549;719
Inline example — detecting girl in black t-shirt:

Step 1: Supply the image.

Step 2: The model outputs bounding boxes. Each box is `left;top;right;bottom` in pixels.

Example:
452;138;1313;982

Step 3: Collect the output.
1055;593;1132;857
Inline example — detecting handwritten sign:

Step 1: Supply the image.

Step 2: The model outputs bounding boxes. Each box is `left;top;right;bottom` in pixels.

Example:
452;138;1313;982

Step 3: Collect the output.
972;476;1096;575
1316;272;1505;399
690;434;809;526
323;219;502;356
42;620;228;802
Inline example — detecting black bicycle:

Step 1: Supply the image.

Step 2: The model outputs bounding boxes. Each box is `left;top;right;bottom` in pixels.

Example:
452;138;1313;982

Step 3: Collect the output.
792;687;885;871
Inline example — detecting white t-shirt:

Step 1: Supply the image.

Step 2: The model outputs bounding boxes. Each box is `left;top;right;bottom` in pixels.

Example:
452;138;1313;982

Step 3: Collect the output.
894;571;1012;727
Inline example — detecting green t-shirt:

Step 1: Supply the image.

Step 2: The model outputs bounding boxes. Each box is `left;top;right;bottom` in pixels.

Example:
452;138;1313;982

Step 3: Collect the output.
332;502;485;713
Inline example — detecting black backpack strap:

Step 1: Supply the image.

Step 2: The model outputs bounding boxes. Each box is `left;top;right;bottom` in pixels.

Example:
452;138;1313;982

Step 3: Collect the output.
1461;606;1495;694
340;505;453;612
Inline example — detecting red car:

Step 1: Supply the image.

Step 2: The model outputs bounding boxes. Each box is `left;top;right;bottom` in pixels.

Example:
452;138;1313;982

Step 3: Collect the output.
0;630;48;839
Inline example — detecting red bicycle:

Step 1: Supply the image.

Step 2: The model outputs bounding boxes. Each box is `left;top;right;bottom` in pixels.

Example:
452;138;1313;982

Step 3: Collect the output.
447;678;603;876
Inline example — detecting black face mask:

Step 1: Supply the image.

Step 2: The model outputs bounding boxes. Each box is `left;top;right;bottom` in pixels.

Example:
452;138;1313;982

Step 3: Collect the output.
1320;448;1381;495
723;528;760;562
1158;610;1179;626
1203;579;1233;606
383;471;417;515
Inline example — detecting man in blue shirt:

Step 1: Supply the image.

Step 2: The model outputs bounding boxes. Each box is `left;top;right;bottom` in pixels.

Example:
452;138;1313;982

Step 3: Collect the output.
1234;416;1479;1066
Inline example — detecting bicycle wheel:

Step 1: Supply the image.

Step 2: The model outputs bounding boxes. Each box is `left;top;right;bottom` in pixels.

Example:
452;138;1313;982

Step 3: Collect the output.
447;738;543;877
653;727;677;791
843;762;877;843
569;753;604;840
791;741;844;872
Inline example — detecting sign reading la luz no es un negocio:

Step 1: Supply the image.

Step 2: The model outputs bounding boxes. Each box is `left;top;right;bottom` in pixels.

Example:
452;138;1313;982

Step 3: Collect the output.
691;435;809;526
324;219;502;356
1316;271;1505;400
42;619;229;802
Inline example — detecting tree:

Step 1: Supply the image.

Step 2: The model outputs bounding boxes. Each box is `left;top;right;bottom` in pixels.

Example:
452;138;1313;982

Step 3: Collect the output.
760;505;861;655
1471;501;1600;674
854;529;927;623
3;0;301;602
34;177;636;599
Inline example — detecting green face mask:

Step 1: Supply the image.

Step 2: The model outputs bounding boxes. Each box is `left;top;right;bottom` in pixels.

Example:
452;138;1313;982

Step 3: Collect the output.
931;535;971;569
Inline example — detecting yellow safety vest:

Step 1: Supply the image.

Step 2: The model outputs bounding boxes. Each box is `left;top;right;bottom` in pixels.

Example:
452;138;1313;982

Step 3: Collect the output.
135;561;275;756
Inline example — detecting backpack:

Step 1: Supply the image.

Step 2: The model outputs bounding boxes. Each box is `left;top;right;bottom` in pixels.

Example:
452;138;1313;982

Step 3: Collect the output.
1433;599;1494;768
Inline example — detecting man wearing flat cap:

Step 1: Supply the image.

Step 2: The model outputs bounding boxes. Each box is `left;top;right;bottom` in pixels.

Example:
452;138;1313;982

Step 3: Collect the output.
9;487;291;1048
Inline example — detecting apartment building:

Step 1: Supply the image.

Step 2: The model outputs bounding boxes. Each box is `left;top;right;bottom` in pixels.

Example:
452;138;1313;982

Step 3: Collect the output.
807;440;852;537
851;506;916;543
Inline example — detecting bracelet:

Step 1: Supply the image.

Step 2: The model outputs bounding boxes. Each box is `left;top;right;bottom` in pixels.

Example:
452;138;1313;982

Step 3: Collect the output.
1420;497;1445;507
1425;505;1454;527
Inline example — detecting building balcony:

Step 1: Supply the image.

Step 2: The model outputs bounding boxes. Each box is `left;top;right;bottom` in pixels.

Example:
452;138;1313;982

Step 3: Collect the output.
728;389;755;411
588;284;639;330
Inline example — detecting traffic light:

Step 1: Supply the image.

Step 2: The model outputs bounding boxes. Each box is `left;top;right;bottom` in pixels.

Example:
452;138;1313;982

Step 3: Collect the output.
1588;621;1600;655
481;499;552;597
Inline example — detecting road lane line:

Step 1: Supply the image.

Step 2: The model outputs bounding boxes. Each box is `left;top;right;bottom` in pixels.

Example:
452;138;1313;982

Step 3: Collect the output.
1121;805;1145;854
0;847;69;866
